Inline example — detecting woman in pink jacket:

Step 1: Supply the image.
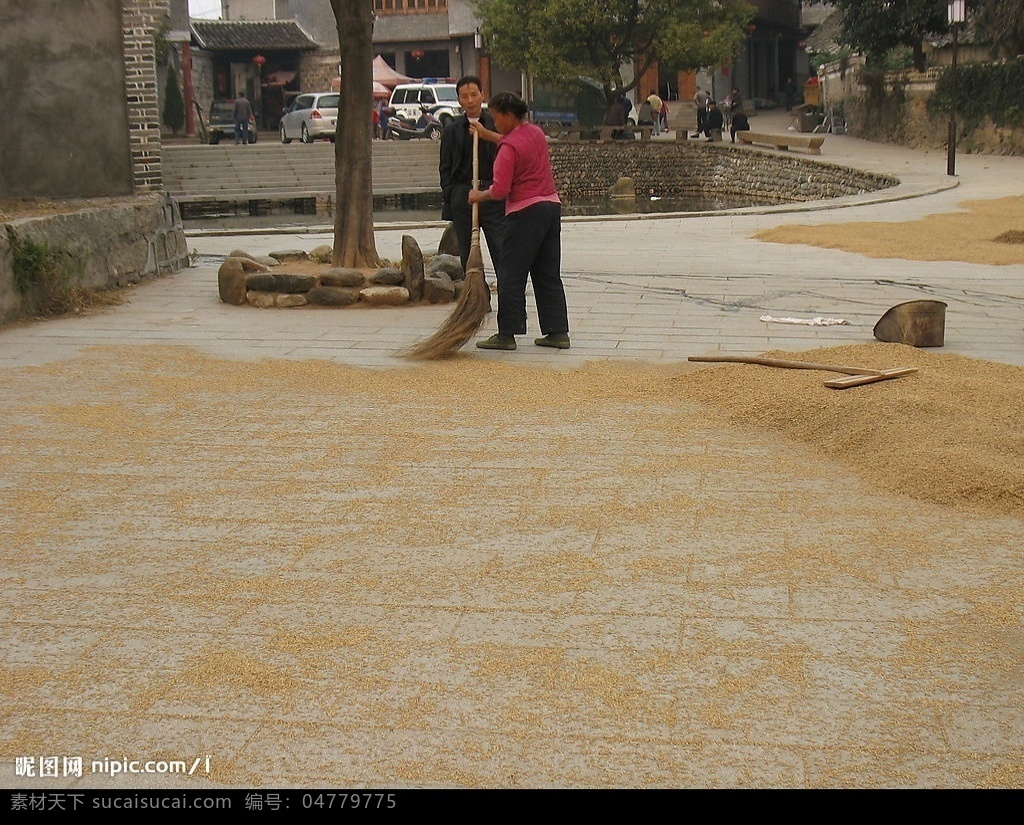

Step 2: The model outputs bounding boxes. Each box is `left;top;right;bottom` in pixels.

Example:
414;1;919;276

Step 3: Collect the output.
468;92;570;351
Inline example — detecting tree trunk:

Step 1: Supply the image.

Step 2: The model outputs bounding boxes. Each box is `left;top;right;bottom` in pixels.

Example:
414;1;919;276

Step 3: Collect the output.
912;40;926;73
330;0;380;269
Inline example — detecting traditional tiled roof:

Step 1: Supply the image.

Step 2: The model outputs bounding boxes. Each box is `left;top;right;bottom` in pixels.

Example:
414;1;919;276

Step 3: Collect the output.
190;20;319;52
805;8;845;54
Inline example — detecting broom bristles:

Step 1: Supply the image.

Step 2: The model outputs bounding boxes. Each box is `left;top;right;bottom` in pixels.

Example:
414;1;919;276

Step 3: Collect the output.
401;243;490;360
402;130;490;360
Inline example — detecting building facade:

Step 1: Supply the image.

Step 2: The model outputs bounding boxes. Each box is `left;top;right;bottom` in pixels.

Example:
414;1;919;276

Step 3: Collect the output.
205;0;810;115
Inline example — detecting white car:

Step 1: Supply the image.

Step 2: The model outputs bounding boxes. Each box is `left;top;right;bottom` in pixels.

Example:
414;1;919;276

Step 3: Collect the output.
388;83;462;125
280;93;339;143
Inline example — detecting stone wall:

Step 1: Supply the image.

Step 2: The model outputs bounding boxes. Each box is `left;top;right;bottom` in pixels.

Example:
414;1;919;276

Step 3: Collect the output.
548;141;899;204
817;56;1024;156
0;195;190;325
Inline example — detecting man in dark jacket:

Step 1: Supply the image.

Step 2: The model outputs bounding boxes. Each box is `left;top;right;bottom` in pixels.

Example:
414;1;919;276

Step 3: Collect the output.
703;99;724;141
439;76;505;279
233;93;253;145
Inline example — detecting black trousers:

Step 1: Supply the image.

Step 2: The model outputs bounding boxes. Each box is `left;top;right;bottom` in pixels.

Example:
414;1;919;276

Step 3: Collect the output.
448;183;506;278
497;201;568;337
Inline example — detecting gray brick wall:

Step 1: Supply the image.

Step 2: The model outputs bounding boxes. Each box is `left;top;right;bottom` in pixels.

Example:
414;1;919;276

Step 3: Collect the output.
123;0;169;193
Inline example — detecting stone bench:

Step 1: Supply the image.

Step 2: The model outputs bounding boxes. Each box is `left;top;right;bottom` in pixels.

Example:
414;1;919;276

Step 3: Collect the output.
597;124;654;142
736;131;825;154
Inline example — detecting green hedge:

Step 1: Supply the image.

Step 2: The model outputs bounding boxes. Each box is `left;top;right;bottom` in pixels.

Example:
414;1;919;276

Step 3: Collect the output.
929;57;1024;127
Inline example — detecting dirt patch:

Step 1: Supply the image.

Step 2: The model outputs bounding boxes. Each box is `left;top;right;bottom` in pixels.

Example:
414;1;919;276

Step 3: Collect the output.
755;195;1024;266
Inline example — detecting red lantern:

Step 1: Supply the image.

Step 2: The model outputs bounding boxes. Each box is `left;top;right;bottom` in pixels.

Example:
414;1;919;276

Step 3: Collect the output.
747;23;757;33
411;49;425;61
252;54;267;67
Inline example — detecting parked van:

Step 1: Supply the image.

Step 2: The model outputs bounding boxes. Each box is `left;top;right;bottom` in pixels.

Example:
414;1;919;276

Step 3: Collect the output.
388;82;462;125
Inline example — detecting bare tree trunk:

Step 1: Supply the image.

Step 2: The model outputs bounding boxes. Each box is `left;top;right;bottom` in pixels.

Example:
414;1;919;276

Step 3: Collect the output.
330;0;380;269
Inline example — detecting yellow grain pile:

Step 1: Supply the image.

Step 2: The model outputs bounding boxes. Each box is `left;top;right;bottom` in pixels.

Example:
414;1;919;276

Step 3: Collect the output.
756;195;1024;266
675;342;1024;516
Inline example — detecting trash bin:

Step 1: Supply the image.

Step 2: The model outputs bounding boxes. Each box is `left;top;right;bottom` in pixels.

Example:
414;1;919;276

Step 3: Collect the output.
803;78;820;107
797;104;820;133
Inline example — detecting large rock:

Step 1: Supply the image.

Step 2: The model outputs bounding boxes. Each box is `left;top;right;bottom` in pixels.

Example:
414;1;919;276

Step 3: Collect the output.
246;290;276;308
245;272;277;292
608;176;636;199
274;273;316;293
218;256;267;305
268;249;308;262
369;266;404;286
307;286;361;306
426;253;464;281
228;249;275;268
320;267;365;288
360;286;409;306
423;272;456;304
276;293;308;308
308;244;333;263
401;235;424;302
438;222;460;256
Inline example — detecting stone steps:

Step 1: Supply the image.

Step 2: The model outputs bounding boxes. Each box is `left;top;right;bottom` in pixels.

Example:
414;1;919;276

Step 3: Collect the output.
163;140;441;201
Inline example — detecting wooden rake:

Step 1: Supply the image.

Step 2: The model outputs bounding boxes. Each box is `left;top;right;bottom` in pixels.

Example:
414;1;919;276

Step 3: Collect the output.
687;355;918;389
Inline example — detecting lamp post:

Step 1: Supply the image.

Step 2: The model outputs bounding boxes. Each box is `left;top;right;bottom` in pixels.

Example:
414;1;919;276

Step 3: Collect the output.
946;0;965;176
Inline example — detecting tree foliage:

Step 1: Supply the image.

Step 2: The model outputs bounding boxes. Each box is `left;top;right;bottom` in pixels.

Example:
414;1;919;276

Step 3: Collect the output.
476;0;756;100
823;0;968;71
807;1;1011;71
975;0;1024;58
930;57;1024;126
329;0;380;269
163;64;185;136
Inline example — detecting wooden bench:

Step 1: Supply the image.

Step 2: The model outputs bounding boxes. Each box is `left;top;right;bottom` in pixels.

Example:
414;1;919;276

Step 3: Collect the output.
736;131;825;154
597;124;653;142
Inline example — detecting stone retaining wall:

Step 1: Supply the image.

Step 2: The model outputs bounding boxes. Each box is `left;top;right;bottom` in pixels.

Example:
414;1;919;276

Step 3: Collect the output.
0;194;189;325
548;141;899;204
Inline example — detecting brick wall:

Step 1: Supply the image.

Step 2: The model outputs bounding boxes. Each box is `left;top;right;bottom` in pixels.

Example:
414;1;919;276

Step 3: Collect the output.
123;0;169;193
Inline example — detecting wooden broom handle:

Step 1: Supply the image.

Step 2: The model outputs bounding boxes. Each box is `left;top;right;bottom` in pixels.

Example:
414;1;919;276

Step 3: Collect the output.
471;130;480;235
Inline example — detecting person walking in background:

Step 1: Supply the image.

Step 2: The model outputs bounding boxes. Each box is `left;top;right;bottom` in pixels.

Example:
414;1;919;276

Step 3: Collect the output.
692;87;711;138
468;92;569;352
233;93;253;145
439;76;505;282
729;87;744;115
659;97;670;134
783;78;798;112
646;91;664;135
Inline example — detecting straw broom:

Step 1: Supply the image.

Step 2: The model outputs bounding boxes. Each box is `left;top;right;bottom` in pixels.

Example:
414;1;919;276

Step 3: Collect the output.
402;130;492;360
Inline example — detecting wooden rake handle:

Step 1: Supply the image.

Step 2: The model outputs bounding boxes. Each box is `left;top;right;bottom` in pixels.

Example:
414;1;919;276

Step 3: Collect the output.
689;355;883;376
687;355;918;390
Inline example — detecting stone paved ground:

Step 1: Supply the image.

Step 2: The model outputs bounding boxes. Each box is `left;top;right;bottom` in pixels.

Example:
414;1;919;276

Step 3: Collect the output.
0;113;1021;789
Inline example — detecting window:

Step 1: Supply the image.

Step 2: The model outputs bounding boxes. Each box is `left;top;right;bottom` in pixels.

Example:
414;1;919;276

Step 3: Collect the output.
373;0;447;13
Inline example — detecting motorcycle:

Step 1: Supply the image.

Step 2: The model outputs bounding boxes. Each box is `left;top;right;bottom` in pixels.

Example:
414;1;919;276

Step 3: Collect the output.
384;107;443;141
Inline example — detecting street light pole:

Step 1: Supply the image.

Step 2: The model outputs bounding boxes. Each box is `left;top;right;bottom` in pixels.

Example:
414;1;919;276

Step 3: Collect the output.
946;0;965;176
